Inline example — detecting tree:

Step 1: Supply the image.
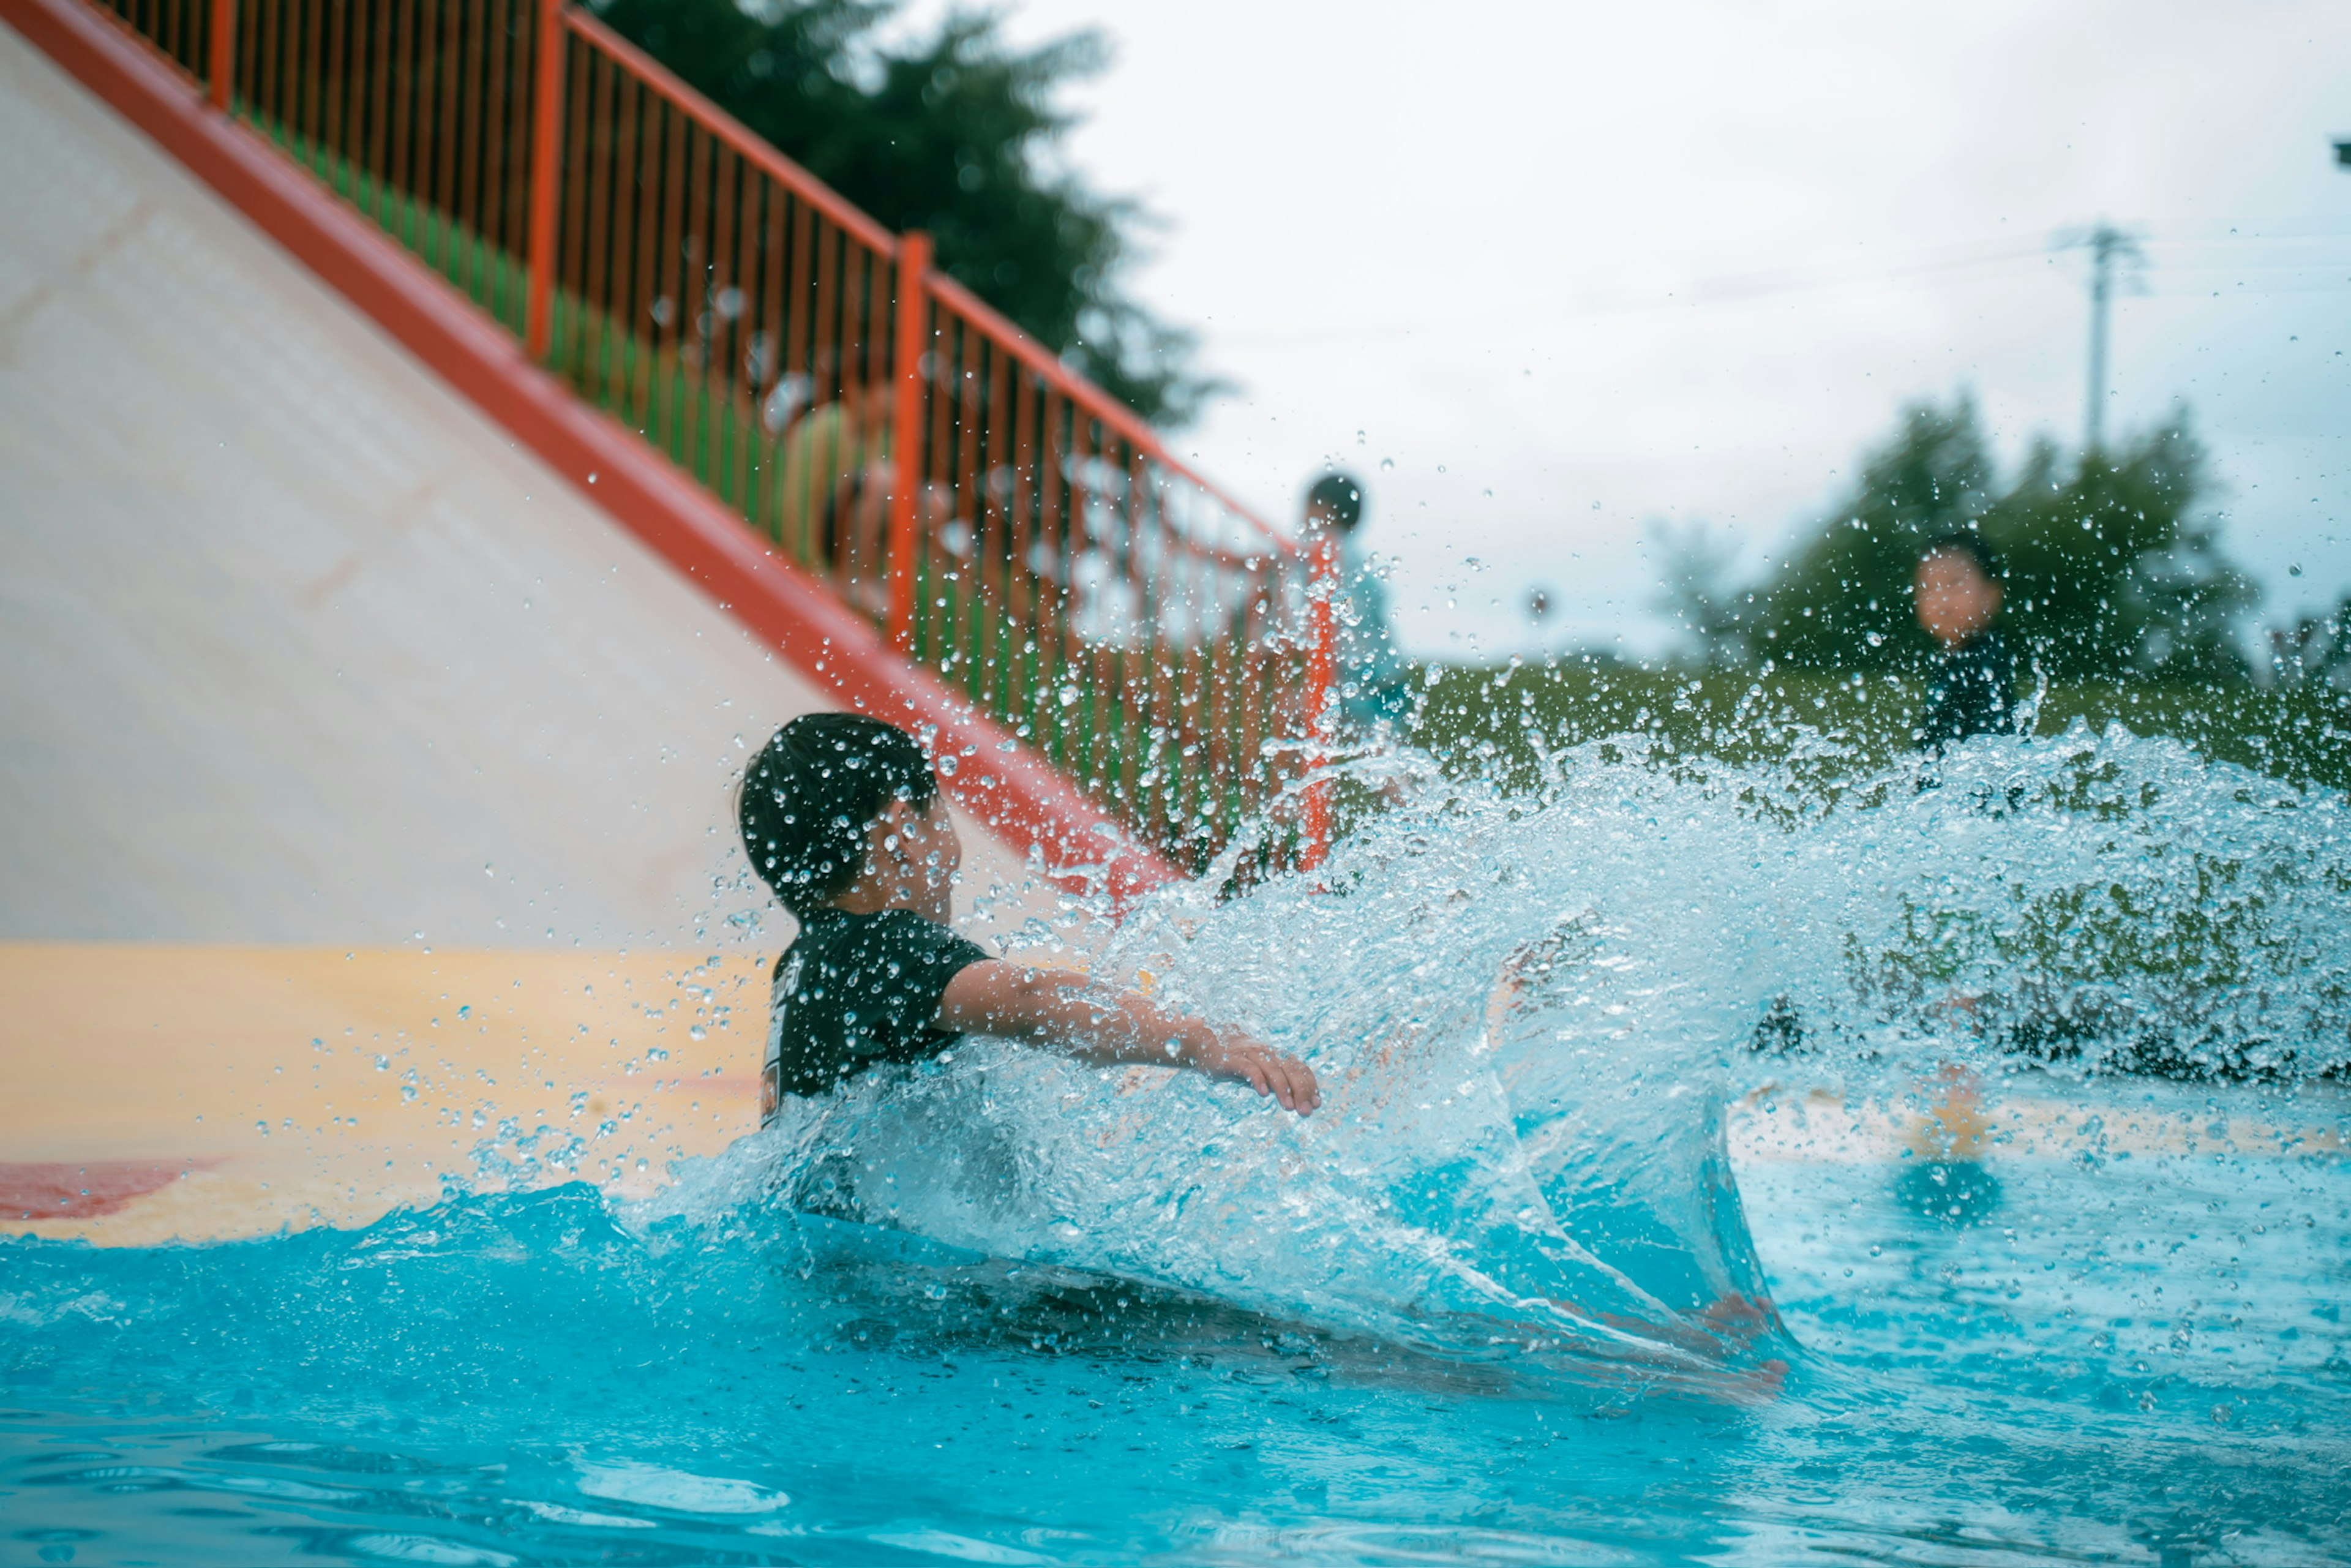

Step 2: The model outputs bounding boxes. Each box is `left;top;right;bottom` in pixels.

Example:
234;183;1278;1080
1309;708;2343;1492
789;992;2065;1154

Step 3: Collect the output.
1649;519;1753;666
1985;420;2255;685
1708;395;2256;685
590;0;1215;426
2270;595;2351;690
1741;398;1992;673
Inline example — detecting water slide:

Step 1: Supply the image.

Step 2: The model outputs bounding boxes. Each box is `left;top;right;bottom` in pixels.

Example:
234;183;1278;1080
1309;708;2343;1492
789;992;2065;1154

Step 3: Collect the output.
0;16;1077;1239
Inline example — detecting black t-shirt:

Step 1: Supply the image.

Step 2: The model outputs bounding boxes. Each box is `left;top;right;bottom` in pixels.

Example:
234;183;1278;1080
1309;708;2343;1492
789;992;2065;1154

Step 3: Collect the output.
1916;629;2019;752
761;907;989;1118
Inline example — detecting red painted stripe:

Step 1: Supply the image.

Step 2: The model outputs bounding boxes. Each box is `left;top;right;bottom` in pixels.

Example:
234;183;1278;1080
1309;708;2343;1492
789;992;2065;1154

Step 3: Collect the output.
0;0;1181;910
0;1159;224;1221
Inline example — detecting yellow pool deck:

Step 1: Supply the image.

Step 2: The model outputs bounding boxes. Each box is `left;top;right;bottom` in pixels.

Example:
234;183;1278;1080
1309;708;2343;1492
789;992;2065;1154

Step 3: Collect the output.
0;943;776;1245
7;941;2340;1250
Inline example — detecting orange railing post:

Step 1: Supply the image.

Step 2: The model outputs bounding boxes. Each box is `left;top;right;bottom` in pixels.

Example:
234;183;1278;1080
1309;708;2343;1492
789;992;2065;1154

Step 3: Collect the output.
1299;528;1339;871
522;0;566;362
206;0;232;111
887;230;931;650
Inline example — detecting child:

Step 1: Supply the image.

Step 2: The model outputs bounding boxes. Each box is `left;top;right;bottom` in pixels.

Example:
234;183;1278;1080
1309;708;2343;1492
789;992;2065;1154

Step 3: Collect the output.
738;713;1320;1122
1913;531;2019;751
1300;471;1412;732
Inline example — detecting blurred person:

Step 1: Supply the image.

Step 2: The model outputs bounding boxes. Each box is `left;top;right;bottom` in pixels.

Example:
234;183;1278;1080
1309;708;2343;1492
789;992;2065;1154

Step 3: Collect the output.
739;714;1320;1123
1913;531;2019;751
770;381;898;617
1907;533;2018;1214
1302;471;1413;732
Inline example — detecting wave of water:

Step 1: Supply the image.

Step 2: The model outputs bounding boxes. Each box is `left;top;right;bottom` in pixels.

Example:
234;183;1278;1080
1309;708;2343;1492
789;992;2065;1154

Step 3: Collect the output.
7;724;2350;1563
645;723;2351;1365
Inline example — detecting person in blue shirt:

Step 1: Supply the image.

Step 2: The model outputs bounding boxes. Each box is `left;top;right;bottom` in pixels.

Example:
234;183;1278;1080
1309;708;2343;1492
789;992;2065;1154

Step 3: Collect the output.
1302;472;1414;732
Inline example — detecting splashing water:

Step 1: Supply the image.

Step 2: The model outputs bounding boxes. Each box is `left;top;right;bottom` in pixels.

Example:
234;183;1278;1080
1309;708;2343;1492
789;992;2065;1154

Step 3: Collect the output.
6;724;2348;1564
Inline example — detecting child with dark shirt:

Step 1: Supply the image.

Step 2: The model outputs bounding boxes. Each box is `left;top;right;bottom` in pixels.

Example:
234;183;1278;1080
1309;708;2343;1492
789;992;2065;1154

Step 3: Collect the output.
740;713;1320;1122
1913;531;2019;751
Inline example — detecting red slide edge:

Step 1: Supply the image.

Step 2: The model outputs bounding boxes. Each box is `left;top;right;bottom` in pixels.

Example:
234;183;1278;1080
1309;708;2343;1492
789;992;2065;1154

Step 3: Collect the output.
1;0;1181;910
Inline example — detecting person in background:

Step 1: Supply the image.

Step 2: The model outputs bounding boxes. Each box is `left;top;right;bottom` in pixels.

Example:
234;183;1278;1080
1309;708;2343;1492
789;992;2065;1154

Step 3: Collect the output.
1302;471;1413;732
1913;531;2019;751
770;381;897;617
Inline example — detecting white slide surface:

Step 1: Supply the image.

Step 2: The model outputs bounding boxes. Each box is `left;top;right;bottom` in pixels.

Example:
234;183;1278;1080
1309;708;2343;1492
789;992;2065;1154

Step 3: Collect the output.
0;24;1054;953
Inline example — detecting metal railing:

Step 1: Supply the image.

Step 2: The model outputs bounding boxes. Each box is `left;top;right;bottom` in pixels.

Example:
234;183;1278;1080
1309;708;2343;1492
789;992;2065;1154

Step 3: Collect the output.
86;0;1338;872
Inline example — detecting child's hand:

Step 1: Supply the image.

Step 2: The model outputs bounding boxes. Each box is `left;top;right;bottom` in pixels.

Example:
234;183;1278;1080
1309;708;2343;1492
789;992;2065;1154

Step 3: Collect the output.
1188;1030;1320;1117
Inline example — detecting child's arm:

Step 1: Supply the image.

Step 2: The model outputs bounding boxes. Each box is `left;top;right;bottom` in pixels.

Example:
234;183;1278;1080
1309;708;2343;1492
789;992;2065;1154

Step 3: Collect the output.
935;961;1319;1116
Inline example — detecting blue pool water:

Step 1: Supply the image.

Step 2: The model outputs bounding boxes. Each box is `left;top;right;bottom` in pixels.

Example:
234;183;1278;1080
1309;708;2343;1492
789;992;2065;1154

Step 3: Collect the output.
7;727;2349;1565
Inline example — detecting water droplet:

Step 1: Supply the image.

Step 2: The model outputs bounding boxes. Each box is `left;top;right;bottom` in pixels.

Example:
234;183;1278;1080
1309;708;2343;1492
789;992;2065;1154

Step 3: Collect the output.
1378;458;1394;471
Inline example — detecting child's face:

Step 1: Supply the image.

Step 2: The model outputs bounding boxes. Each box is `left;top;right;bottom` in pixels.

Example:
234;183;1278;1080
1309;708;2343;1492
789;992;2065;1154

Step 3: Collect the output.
874;792;962;911
1914;551;2001;650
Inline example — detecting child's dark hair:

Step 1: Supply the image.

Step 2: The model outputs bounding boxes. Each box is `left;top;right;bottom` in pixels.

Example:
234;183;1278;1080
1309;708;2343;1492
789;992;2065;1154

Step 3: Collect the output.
739;714;939;917
1305;472;1365;533
1921;529;2004;580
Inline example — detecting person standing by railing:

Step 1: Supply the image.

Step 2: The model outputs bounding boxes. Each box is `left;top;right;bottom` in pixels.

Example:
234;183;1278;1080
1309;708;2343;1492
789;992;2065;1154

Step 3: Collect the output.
770;380;898;618
1302;472;1413;732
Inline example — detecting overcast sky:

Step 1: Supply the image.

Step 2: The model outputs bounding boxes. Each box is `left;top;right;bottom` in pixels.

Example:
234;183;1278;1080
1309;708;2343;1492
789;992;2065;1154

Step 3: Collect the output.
906;0;2351;659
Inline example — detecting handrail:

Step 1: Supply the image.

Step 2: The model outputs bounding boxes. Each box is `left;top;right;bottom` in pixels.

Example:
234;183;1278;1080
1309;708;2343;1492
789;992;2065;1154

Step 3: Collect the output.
204;0;227;108
557;6;899;259
920;271;1298;560
546;16;1296;568
80;0;1335;873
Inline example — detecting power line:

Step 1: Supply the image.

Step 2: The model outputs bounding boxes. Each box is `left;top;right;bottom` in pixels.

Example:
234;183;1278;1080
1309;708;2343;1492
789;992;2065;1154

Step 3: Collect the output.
1213;220;2351;346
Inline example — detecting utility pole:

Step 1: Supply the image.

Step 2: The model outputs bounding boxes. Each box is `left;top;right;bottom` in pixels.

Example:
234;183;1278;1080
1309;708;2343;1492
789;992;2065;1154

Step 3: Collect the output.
2076;222;2143;457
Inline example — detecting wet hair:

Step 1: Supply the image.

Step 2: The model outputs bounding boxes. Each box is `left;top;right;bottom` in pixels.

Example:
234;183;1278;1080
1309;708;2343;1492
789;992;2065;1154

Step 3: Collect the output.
1305;472;1366;533
738;714;938;917
1919;530;2003;581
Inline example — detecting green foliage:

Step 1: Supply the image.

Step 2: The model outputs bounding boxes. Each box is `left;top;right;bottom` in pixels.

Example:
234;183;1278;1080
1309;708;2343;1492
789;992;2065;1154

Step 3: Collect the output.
1668;394;2259;685
591;0;1213;425
1407;659;2351;799
2271;593;2351;689
1734;399;1995;673
1987;422;2255;685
